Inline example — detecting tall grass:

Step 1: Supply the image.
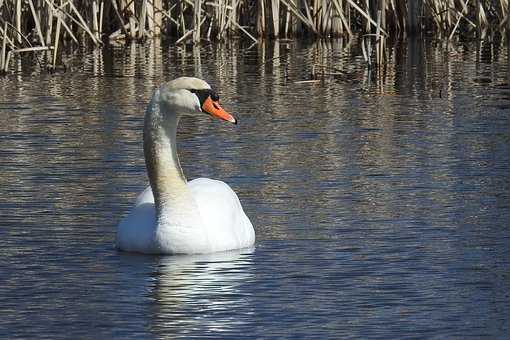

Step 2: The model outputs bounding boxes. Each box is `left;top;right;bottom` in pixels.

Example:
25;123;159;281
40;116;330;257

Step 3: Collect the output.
1;0;510;72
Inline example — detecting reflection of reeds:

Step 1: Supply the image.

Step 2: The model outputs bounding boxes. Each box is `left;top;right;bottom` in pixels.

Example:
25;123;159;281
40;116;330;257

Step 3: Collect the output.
1;1;510;71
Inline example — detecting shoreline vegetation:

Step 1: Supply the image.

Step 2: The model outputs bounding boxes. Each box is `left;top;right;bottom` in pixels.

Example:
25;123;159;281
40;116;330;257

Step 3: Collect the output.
1;0;510;73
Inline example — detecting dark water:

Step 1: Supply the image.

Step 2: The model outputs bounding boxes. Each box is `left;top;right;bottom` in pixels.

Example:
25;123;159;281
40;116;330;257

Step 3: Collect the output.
1;39;510;338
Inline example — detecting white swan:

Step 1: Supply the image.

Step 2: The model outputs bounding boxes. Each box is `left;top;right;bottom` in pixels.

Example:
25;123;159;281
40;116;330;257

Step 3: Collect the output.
116;77;255;254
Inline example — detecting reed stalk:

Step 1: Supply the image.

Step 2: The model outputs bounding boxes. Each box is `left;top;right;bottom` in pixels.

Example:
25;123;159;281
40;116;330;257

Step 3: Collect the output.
92;1;99;39
153;0;162;36
508;0;510;38
449;0;471;40
0;25;15;50
1;22;7;72
146;0;153;35
52;2;62;68
192;0;201;43
271;0;279;38
15;0;21;43
28;0;45;46
44;4;53;47
99;1;104;37
138;0;146;39
257;0;266;36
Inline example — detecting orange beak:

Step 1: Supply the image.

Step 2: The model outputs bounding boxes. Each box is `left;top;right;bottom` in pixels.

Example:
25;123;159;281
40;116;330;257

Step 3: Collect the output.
202;97;237;124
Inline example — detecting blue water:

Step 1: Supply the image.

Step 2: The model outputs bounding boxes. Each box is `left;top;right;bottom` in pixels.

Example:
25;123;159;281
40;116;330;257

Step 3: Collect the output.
1;39;510;338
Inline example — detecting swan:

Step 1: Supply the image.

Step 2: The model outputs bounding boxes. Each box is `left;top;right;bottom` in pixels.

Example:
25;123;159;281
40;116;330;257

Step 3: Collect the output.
116;77;255;254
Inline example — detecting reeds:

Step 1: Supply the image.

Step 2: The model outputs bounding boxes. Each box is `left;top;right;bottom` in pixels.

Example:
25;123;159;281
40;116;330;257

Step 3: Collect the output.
1;1;510;72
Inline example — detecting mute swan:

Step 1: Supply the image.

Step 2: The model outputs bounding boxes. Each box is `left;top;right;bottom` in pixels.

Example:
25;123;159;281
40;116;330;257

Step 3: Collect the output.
116;77;255;254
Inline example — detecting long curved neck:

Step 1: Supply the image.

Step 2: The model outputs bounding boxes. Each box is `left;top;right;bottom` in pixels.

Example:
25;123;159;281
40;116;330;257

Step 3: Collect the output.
143;97;190;216
142;92;210;254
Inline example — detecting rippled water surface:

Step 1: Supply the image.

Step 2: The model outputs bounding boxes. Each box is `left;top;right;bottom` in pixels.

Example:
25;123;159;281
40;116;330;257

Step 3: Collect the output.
1;39;510;338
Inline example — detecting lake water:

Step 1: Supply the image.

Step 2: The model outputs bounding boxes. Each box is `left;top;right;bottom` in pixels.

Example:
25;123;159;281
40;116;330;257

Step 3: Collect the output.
1;38;510;338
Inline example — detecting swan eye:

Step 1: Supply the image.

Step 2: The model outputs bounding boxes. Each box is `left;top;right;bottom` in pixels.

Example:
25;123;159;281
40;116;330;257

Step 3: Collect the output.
210;92;219;101
189;89;215;107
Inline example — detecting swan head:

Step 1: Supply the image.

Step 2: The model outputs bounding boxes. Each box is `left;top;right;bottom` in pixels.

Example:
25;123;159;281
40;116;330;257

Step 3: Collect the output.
157;77;237;124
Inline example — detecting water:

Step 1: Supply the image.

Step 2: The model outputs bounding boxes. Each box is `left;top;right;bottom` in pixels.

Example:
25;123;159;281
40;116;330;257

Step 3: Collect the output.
1;38;510;338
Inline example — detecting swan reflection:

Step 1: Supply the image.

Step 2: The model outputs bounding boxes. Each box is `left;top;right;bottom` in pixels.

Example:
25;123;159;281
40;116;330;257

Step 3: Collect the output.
149;248;255;336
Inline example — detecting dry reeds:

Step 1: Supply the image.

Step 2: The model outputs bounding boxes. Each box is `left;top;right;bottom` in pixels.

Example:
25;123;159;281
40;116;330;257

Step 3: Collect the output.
1;1;510;72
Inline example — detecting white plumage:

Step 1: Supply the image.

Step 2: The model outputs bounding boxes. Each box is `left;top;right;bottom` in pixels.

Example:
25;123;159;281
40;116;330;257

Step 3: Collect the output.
116;77;255;254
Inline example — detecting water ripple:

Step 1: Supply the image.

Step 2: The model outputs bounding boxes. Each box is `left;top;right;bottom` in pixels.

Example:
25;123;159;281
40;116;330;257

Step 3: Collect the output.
1;40;510;339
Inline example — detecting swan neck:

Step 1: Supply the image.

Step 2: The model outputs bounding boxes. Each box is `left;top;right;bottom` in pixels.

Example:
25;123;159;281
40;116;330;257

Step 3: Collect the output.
143;101;188;213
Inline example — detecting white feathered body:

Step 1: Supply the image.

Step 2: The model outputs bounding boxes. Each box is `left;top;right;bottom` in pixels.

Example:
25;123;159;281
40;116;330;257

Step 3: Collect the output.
116;178;255;254
116;77;255;255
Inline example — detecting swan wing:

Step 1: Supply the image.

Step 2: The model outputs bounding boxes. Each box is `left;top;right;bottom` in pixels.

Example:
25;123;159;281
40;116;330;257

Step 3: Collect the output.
188;178;255;252
116;188;157;253
117;181;255;253
135;186;155;206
